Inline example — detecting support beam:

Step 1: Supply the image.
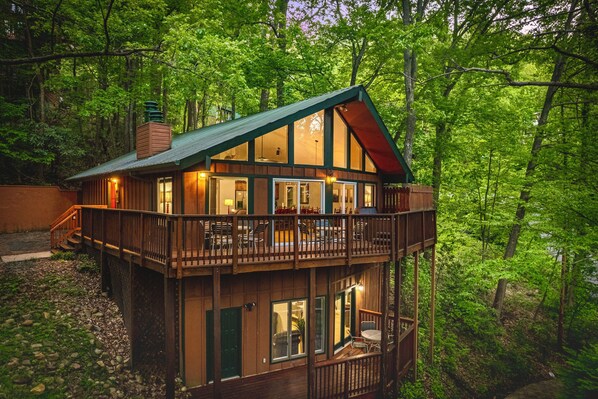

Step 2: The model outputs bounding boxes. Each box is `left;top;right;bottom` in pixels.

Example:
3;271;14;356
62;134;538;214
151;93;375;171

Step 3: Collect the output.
164;276;176;399
413;251;419;381
307;268;316;399
212;267;222;399
393;260;401;395
129;260;137;368
380;262;390;395
429;246;436;363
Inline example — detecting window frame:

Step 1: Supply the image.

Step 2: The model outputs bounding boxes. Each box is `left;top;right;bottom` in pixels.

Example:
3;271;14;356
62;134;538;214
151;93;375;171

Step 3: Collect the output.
270;296;326;363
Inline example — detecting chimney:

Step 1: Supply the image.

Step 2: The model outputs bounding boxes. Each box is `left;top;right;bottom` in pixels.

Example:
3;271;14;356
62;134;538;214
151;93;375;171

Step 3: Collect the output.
136;101;171;159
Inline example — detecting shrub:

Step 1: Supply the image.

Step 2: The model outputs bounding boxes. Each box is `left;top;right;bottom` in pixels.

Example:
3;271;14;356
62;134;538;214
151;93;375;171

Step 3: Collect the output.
559;343;598;399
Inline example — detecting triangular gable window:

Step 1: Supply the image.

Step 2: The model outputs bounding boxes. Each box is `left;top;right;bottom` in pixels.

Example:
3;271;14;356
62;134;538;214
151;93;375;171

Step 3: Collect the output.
213;143;248;161
365;153;376;173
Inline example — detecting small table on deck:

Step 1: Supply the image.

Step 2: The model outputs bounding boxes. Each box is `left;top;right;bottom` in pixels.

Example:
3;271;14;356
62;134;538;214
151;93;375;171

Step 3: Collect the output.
361;329;382;352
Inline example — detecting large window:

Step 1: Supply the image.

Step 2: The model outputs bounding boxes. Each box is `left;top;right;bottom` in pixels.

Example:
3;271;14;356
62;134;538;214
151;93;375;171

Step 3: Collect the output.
271;297;325;362
212;143;248;161
157;177;173;214
294;111;324;166
333;110;347;168
208;176;248;214
256;126;288;163
332;182;356;214
350;134;363;170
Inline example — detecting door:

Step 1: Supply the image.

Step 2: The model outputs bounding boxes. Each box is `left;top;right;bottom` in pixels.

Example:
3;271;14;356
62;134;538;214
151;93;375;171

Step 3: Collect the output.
334;288;356;350
206;307;242;381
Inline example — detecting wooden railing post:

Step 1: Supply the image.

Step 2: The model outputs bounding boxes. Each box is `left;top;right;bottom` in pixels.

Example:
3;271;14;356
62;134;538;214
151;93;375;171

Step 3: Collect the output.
413;251;419;380
118;211;123;259
346;214;352;266
165;218;173;274
177;216;183;279
139;213;145;267
232;216;239;274
293;214;299;270
393;260;402;395
343;360;350;399
391;215;396;262
90;208;95;248
101;209;106;252
380;262;389;396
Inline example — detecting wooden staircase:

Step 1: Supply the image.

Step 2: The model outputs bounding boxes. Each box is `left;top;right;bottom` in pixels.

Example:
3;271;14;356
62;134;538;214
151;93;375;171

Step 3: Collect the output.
50;205;106;253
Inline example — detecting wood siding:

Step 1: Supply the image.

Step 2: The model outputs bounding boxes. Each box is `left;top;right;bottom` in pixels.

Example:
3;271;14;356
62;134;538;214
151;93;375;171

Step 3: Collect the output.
136;122;172;159
82;177;152;211
183;265;378;387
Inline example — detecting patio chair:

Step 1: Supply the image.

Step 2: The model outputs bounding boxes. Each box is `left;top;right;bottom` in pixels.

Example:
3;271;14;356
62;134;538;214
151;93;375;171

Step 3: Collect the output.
210;222;233;251
241;222;269;249
361;320;376;332
298;222;326;249
349;334;369;352
353;221;367;240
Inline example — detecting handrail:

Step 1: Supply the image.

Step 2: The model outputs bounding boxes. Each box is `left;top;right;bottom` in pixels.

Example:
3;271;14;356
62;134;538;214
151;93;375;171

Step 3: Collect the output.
79;207;437;273
51;204;107;250
50;205;81;230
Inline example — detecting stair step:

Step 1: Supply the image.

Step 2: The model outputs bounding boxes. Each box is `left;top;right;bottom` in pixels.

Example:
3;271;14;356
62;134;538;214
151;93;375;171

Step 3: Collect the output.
59;243;75;251
67;236;82;245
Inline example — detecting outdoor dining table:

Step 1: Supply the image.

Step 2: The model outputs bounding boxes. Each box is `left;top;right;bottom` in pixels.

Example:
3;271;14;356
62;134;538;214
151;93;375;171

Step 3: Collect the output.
361;329;382;352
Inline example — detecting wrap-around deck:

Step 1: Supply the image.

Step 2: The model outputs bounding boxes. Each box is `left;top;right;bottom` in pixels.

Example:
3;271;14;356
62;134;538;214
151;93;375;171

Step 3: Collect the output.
79;207;436;276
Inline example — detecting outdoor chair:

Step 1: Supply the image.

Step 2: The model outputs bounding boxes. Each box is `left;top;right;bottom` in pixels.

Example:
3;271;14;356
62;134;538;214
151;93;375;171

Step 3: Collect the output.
298;222;326;249
353;221;367;240
210;222;234;251
241;222;269;249
349;334;370;352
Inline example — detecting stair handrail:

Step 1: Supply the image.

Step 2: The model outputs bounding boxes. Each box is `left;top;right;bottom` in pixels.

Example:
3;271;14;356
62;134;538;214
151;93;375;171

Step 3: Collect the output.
50;204;107;249
50;205;82;230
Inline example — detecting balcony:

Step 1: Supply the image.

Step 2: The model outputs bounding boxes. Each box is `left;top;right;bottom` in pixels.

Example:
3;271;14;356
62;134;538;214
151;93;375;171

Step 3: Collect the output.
80;206;436;277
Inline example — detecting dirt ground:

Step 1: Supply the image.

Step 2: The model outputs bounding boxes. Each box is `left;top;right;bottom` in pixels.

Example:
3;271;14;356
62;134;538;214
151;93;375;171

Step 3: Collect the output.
0;231;50;256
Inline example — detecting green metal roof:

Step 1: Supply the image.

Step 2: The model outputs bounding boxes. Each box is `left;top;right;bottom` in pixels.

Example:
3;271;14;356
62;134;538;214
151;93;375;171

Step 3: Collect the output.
68;85;413;182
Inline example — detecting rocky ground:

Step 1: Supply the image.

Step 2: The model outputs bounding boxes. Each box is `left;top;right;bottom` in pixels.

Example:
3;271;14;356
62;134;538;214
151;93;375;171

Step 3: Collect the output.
0;254;188;398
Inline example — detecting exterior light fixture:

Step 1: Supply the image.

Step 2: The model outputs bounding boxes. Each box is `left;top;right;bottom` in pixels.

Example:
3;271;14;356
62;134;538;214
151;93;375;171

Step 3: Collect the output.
198;171;207;179
326;170;337;184
111;177;119;184
244;302;256;311
357;282;364;292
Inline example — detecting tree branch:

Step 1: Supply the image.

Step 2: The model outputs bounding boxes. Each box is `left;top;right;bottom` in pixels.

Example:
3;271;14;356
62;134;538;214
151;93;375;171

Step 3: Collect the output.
0;48;162;66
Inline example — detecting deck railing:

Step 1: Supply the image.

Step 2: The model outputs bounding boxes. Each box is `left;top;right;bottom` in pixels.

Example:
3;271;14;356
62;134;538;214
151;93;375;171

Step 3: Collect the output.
80;208;436;275
314;310;415;398
51;204;107;250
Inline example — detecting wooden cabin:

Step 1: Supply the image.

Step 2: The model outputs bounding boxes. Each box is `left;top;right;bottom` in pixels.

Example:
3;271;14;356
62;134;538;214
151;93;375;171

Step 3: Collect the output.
55;86;437;399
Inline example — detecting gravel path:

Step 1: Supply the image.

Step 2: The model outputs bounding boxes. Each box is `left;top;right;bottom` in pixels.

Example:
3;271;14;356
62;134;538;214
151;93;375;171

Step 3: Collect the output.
0;231;50;256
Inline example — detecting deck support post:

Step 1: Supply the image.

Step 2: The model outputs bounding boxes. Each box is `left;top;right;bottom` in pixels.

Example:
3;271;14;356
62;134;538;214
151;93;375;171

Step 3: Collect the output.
212;267;222;399
380;262;390;396
413;251;419;381
129;259;137;368
307;268;316;399
429;246;436;364
393;259;401;395
164;275;176;399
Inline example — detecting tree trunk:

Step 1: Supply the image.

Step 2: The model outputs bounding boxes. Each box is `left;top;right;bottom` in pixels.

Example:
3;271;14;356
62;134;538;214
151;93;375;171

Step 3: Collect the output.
275;0;289;107
259;88;269;112
494;4;573;313
557;250;567;350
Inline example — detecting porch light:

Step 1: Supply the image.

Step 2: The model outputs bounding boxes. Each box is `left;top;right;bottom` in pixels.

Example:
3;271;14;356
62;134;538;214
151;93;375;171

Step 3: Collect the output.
326;171;337;185
224;198;234;214
198;171;207;179
357;282;364;292
111;177;119;184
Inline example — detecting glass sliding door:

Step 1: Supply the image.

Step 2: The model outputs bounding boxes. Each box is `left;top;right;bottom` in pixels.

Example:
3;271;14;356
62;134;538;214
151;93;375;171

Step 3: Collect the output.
273;179;324;244
334;288;355;350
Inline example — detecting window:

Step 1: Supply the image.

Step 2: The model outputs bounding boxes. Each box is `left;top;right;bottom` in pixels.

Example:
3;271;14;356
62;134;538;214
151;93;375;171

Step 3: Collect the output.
350;134;363;170
271;297;326;362
274;180;323;214
332;182;356;214
333;110;347;168
157;177;173;214
365;154;377;173
212;143;248;161
364;184;376;208
208;176;248;214
294;111;324;166
256;126;288;163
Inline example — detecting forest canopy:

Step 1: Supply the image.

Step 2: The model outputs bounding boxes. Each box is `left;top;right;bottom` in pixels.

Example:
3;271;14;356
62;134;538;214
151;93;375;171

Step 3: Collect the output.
1;0;596;397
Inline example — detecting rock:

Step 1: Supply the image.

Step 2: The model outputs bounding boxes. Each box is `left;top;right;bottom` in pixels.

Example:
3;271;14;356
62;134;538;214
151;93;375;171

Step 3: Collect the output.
31;343;43;349
94;349;103;355
43;312;50;319
12;374;32;384
135;375;143;384
15;333;23;339
97;360;105;368
7;357;19;367
70;352;79;359
47;353;59;361
22;359;31;365
21;320;33;327
46;362;57;370
93;312;103;318
71;362;81;370
55;376;64;385
30;383;46;395
33;352;45;360
4;318;14;324
116;355;123;363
